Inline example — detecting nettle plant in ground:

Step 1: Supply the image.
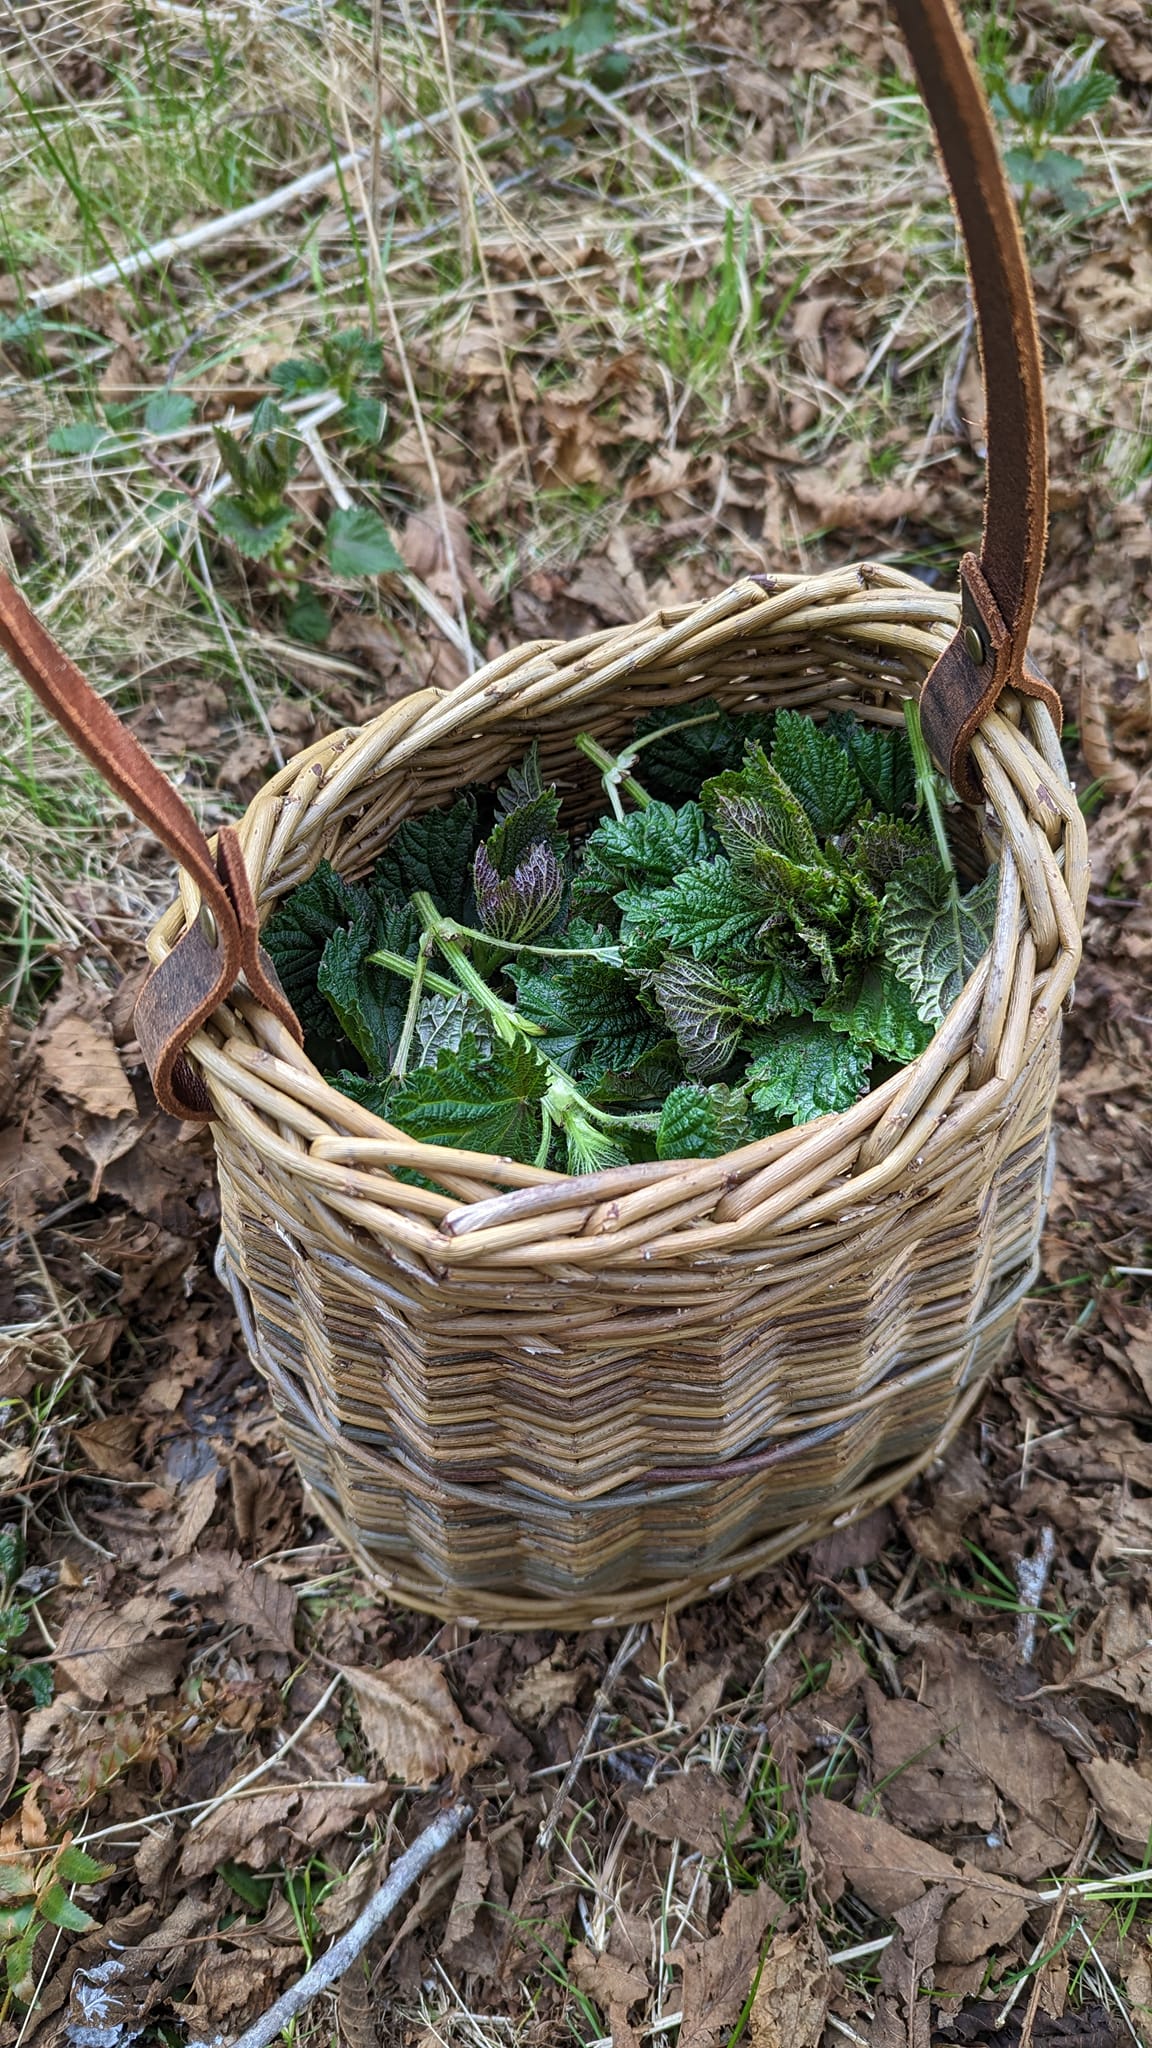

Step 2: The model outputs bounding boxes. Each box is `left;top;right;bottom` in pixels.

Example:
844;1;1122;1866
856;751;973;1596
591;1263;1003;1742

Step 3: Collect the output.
264;702;997;1172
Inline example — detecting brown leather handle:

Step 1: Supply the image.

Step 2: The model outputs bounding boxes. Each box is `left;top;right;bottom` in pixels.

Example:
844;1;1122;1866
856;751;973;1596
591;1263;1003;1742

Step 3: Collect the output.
891;0;1061;802
0;0;1055;1115
0;577;299;1119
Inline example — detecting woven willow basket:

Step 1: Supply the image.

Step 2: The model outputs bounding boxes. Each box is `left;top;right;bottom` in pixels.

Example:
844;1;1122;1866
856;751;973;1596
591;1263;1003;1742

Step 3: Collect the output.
147;564;1087;1628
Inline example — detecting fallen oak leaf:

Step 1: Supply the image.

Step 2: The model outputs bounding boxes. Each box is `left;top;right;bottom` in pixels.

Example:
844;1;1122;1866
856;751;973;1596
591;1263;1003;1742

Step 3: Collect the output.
344;1660;486;1788
669;1884;788;2048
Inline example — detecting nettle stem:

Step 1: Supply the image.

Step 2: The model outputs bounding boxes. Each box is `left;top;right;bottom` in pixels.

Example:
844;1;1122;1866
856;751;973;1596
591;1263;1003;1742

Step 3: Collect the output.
369;947;469;1004
437;917;621;966
388;934;431;1082
410;892;653;1157
408;893;541;1043
903;698;955;880
574;732;651;818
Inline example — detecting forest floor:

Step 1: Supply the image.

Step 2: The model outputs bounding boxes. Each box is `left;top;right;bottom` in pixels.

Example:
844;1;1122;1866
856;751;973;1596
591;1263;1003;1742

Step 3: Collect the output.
2;1;1152;2043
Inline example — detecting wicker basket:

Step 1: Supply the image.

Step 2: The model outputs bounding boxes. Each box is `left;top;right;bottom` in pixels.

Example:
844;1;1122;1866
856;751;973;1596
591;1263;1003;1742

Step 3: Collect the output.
148;565;1087;1627
0;0;1088;1629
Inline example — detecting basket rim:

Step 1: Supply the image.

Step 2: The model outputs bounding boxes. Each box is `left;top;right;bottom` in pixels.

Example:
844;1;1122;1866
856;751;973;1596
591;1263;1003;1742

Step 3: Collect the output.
146;563;1088;1261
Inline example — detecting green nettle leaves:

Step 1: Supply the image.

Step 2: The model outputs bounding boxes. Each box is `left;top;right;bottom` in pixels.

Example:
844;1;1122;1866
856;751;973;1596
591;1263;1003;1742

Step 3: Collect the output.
746;1021;873;1124
883;859;999;1024
374;795;480;919
266;703;996;1164
657;1083;750;1160
390;1035;549;1159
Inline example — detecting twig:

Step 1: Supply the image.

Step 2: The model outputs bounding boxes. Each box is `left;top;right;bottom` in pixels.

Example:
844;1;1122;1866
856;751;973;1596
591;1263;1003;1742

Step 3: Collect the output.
1015;1523;1056;1667
537;1623;645;1852
25;67;560;313
560;72;736;215
192;1800;473;2048
188;1674;342;1830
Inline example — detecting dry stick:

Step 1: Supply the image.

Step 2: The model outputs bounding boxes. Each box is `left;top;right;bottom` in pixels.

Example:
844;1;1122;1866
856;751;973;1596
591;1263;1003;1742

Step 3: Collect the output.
27;29;676;315
536;1623;645;1854
24;66;561;313
193;1800;473;2048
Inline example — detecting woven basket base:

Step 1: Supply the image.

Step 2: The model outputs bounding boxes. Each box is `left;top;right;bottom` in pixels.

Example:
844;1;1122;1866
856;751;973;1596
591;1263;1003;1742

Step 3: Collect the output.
299;1368;995;1631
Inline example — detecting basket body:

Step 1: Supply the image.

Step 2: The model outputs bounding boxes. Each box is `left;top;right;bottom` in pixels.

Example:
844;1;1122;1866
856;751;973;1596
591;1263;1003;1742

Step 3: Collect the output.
152;567;1086;1628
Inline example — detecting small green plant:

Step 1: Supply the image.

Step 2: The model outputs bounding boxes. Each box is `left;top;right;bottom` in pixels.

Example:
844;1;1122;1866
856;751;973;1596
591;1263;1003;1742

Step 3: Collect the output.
263;700;996;1172
988;56;1116;212
521;0;629;90
642;210;772;393
0;1842;114;2004
212;395;303;576
270;327;388;447
0;1529;52;1709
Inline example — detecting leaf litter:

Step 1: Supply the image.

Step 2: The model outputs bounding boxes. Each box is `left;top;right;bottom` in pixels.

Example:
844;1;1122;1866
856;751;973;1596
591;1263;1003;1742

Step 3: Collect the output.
0;0;1151;2043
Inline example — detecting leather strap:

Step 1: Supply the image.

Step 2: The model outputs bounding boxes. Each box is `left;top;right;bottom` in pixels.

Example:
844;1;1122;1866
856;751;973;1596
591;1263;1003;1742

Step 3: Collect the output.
0;576;300;1120
891;0;1061;803
0;0;1054;1113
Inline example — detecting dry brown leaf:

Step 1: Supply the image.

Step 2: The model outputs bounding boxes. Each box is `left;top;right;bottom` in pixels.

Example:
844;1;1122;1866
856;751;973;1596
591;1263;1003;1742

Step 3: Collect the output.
37;1012;135;1118
221;1567;297;1655
1079;1755;1152;1855
170;1468;219;1557
874;1888;950;2048
568;1942;646;2048
442;1834;490;1957
791;469;925;533
748;1926;830;2048
671;1885;784;2048
1072;1589;1152;1710
345;1659;485;1788
55;1594;187;1705
917;1644;1090;1878
0;1705;18;1808
289;1781;392;1851
808;1796;1029;1964
74;1416;143;1480
505;1652;585;1726
624;1770;745;1856
866;1681;995;1833
179;1789;298;1880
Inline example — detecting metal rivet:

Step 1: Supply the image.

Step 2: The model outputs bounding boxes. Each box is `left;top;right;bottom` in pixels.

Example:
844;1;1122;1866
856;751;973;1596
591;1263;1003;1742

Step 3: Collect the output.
198;902;218;948
963;623;986;664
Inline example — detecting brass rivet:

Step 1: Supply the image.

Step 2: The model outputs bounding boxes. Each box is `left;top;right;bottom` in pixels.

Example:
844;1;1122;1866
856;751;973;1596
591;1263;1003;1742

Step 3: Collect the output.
199;902;218;947
963;623;986;664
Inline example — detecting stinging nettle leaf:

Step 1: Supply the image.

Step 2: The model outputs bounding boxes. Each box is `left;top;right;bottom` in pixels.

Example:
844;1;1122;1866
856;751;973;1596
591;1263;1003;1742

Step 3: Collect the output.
882;858;999;1025
657;1082;749;1160
327;504;404;578
617;858;777;966
649;956;743;1080
631;700;776;800
144;389;196;434
473;839;565;942
746;1020;872;1126
814;962;934;1062
374;795;480;921
771;708;861;836
213;497;296;561
574;801;717;912
826;713;918;816
388;1034;548;1162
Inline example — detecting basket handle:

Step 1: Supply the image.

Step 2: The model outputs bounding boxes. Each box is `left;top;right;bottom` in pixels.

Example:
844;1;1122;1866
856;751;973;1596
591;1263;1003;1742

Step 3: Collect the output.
892;0;1061;805
0;578;302;1118
0;0;1057;1117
